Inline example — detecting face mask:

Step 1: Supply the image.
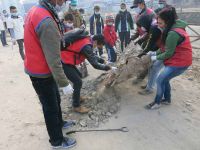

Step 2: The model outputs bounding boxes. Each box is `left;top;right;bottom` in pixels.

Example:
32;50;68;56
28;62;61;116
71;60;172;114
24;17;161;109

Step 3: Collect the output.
107;22;113;26
158;26;165;32
95;11;100;15
71;6;77;10
65;23;74;28
11;13;18;17
120;8;126;12
134;7;142;14
159;4;165;8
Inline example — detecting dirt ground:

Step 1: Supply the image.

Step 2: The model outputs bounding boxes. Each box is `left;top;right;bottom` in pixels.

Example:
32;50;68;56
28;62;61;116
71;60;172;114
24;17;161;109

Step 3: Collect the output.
0;26;200;150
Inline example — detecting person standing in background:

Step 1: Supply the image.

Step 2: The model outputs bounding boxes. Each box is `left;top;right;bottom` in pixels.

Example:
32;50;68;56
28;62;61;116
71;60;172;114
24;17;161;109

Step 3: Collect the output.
8;6;25;60
115;3;134;52
0;14;8;47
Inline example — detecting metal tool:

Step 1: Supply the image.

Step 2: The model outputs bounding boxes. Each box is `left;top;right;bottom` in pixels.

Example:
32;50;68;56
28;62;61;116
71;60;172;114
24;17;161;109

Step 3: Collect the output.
66;127;129;135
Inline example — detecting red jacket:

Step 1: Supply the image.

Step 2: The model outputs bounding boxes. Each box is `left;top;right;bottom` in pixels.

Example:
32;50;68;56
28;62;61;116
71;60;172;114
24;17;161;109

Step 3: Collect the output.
24;6;54;76
160;28;192;67
103;25;117;47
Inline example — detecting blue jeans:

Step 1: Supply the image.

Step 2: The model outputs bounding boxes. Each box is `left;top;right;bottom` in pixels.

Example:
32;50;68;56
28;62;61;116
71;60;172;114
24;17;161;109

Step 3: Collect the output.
154;66;189;104
0;30;8;46
105;44;117;62
146;60;164;91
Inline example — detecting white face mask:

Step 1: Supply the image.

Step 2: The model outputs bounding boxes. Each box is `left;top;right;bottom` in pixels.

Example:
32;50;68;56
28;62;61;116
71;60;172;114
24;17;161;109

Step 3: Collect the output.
107;22;113;26
95;11;100;15
65;23;74;28
71;6;77;10
134;7;142;14
120;8;126;12
55;3;66;12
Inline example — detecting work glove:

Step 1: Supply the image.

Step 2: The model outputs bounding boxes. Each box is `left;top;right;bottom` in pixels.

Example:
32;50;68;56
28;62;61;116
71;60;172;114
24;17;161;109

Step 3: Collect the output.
111;66;118;74
80;24;86;29
12;39;16;45
151;56;157;62
60;84;74;95
113;46;117;52
147;51;157;56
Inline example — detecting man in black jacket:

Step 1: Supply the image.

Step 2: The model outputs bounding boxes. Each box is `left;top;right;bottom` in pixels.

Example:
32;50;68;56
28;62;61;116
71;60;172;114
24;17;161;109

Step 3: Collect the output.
115;3;134;52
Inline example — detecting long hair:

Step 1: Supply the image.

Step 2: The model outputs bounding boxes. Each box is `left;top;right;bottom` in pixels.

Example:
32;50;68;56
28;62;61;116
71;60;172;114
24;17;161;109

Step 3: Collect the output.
158;6;178;43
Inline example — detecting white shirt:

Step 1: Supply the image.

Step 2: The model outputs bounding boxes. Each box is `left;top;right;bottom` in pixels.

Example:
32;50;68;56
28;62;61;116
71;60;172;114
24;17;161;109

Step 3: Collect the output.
6;17;14;29
0;18;5;31
10;16;24;40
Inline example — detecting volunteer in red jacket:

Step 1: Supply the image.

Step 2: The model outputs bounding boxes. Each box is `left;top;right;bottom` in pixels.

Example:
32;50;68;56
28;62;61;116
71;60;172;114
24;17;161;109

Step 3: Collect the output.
24;0;77;148
104;14;118;64
146;7;192;109
61;32;117;113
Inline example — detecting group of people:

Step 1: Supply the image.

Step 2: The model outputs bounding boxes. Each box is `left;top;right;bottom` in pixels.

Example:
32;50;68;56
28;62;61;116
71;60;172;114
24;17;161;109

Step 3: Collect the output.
11;0;193;149
0;7;25;60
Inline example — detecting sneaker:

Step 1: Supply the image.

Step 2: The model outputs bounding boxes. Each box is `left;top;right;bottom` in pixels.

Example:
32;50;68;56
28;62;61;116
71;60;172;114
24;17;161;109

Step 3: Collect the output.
145;101;161;110
161;99;171;105
62;120;76;129
138;89;153;95
73;106;90;114
52;138;76;149
132;78;143;85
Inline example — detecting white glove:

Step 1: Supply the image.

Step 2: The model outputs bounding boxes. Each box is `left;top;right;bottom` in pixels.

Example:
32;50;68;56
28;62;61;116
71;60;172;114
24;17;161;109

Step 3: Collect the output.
147;51;157;56
60;84;74;95
113;46;117;52
80;24;86;29
111;67;118;74
151;56;157;62
12;39;16;45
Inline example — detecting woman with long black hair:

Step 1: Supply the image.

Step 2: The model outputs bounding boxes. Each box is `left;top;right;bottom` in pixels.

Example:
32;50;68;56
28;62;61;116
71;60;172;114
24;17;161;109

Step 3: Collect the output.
146;7;192;109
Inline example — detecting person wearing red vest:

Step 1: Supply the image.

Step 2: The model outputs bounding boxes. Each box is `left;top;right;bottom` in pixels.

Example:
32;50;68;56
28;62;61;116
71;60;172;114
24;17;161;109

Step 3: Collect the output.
61;32;116;113
104;14;118;64
146;7;192;109
24;0;77;148
130;0;155;46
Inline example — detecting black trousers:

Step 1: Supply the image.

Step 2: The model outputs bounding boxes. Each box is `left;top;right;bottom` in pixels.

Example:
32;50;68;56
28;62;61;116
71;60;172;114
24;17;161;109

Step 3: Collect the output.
119;31;130;52
62;64;82;107
30;76;64;146
17;39;25;60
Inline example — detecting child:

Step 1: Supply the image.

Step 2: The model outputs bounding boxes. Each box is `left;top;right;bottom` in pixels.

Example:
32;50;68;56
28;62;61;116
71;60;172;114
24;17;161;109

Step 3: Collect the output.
103;14;117;64
92;34;105;57
63;13;74;32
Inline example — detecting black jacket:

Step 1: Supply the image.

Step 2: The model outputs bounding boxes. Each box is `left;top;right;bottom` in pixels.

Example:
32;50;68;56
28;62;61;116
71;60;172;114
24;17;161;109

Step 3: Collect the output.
115;10;134;32
81;45;110;71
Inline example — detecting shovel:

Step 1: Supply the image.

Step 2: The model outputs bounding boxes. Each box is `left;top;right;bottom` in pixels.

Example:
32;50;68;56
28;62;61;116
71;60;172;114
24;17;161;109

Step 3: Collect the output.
66;127;129;135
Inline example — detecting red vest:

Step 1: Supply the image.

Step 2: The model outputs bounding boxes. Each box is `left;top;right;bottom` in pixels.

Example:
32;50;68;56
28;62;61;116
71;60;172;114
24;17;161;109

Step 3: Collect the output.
24;6;56;76
161;28;192;67
61;37;92;65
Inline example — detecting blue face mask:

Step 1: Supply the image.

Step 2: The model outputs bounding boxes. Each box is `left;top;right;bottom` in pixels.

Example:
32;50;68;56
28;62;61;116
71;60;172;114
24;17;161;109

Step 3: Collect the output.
134;7;142;14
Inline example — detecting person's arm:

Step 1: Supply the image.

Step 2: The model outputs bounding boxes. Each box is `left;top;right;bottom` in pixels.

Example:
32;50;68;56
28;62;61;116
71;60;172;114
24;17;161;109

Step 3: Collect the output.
89;16;94;35
143;27;161;53
36;18;69;87
128;12;134;30
115;14;120;32
101;17;104;29
157;31;181;60
81;45;111;71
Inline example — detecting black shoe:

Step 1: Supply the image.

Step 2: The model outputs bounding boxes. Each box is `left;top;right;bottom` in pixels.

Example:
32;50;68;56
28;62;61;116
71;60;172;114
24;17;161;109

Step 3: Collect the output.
145;101;161;110
161;99;171;105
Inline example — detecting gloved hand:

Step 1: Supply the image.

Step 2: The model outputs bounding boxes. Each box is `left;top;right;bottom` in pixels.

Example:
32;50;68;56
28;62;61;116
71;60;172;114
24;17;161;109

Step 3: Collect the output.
12;39;16;45
80;24;86;29
147;51;157;56
151;56;157;61
60;84;74;95
111;66;118;74
113;46;117;52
